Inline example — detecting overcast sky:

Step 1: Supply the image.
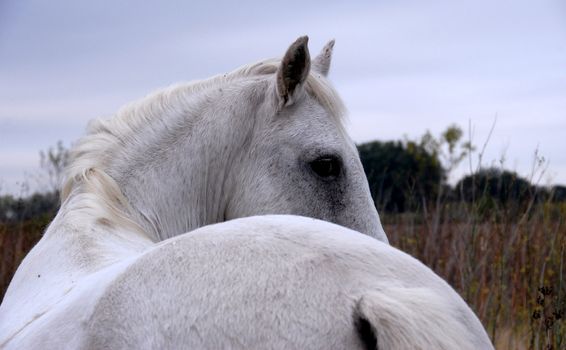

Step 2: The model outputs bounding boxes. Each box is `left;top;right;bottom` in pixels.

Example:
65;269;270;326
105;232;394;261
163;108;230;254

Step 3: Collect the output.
1;0;565;195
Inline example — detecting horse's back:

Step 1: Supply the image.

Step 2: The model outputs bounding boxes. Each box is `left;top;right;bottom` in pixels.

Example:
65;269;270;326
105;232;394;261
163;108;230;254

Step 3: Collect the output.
82;215;492;349
83;216;365;349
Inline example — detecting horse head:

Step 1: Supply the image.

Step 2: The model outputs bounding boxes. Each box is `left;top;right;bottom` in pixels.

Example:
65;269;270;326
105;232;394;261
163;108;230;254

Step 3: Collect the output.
62;36;387;242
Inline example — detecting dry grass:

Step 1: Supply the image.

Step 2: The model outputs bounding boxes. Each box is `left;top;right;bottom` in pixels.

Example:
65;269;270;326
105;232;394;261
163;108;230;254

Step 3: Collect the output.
384;201;566;349
0;216;48;298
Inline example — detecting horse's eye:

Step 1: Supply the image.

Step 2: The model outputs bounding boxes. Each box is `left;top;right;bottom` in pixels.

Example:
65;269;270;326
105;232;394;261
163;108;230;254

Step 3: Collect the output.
310;157;341;179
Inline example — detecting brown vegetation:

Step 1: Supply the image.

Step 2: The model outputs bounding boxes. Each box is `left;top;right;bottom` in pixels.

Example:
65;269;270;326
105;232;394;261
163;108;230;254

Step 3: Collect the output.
384;201;565;349
0;216;48;299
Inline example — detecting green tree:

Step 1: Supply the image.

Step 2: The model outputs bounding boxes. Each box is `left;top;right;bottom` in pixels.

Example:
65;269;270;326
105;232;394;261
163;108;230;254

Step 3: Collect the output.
419;124;474;177
455;168;534;207
550;185;566;202
357;140;443;212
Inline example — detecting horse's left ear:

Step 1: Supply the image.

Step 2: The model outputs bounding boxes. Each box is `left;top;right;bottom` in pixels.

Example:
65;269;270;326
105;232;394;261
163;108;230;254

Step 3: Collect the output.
276;36;311;107
312;39;335;77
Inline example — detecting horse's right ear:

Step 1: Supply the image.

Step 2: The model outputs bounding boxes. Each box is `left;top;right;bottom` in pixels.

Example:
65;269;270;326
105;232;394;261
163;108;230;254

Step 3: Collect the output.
312;39;335;76
276;36;311;108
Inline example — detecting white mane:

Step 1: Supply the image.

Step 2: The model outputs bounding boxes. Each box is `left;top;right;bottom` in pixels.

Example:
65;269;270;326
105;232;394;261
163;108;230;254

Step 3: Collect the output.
60;58;346;235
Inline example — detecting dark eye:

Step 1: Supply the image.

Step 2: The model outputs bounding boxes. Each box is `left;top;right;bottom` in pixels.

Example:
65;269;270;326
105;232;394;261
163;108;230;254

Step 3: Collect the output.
309;156;341;179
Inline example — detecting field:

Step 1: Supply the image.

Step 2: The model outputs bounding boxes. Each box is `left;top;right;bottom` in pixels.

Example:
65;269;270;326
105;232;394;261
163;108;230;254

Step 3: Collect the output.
0;198;564;349
384;201;565;349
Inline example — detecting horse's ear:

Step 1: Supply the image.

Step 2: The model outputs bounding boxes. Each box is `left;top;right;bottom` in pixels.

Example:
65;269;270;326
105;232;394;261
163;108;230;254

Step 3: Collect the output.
312;39;335;77
276;36;311;107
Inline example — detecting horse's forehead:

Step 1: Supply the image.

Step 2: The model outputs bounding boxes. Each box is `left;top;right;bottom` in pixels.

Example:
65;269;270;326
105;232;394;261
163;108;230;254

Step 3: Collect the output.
265;101;342;141
293;97;350;142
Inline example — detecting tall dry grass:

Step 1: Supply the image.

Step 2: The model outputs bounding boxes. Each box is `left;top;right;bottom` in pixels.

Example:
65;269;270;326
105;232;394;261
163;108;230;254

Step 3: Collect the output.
0;217;47;298
384;199;565;349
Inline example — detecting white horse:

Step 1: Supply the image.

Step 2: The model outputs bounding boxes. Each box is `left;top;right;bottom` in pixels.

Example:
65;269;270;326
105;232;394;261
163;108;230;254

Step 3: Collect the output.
0;37;493;349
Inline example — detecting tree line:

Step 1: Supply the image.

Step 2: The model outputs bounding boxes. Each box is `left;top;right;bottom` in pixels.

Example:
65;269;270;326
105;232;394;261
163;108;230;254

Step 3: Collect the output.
358;126;566;214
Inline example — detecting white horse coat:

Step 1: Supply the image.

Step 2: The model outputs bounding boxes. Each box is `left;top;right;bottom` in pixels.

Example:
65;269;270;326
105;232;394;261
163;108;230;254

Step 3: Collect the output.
0;37;493;349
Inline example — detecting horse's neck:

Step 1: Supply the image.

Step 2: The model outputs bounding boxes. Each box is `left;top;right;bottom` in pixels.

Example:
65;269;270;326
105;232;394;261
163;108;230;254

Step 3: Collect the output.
48;192;153;261
117;146;232;240
108;84;263;241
